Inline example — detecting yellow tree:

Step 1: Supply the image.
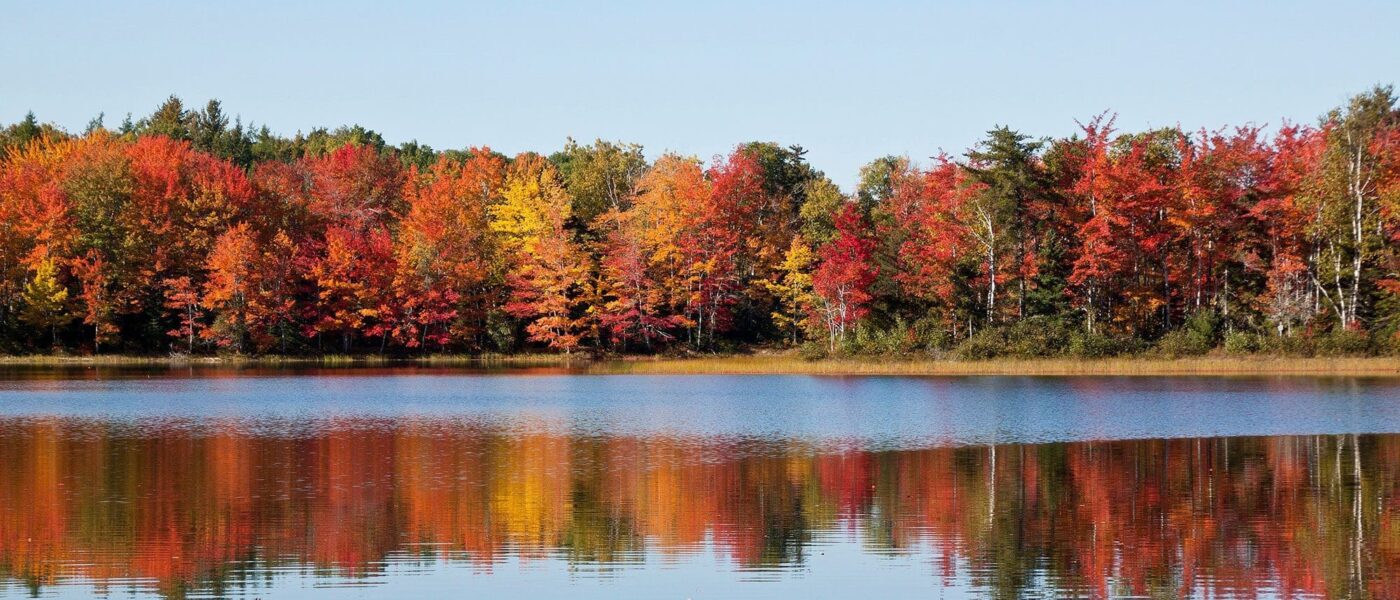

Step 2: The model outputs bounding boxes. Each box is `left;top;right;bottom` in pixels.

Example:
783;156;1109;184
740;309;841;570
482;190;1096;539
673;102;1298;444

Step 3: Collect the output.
504;234;593;354
490;154;571;254
20;255;70;347
493;154;591;352
766;236;818;345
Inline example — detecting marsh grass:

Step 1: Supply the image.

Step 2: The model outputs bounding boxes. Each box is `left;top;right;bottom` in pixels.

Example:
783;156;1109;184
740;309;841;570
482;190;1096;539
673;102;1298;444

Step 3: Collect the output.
0;353;576;367
0;352;1394;376
0;354;188;366
585;355;1400;376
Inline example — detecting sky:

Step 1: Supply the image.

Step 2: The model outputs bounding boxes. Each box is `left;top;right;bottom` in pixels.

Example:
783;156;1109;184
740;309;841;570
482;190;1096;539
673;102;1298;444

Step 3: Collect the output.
4;0;1398;189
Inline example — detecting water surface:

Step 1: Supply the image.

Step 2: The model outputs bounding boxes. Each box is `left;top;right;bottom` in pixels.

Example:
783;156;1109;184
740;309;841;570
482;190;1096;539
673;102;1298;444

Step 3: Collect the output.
1;369;1398;598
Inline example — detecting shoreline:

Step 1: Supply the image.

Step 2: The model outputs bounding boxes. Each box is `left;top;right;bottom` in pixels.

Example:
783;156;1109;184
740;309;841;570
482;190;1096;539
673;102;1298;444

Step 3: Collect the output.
0;353;1397;376
585;356;1400;376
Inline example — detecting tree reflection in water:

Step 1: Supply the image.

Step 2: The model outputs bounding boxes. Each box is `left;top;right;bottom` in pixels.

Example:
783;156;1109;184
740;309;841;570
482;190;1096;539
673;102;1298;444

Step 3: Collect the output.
0;419;1396;598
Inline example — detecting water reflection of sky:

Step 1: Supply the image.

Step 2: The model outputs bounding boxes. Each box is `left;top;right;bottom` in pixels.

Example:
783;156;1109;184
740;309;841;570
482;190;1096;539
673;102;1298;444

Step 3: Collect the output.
27;537;989;600
0;374;1397;448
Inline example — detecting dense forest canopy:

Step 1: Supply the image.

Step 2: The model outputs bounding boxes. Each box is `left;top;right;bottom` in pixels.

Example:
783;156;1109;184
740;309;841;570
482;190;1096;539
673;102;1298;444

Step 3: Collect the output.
2;88;1399;358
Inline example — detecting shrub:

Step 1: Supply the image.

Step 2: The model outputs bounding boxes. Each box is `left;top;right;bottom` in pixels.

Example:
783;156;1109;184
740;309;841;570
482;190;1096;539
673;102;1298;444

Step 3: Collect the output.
1004;316;1074;357
1068;330;1137;358
1379;331;1400;356
1154;312;1218;358
798;341;830;360
1155;330;1211;358
1256;333;1315;356
910;316;954;353
847;318;919;355
1314;329;1372;356
1222;331;1261;355
953;327;1010;360
950;317;1076;360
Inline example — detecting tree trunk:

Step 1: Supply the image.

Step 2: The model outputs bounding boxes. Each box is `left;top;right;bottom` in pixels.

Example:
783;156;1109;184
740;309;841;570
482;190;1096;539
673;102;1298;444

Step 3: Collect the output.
987;244;997;323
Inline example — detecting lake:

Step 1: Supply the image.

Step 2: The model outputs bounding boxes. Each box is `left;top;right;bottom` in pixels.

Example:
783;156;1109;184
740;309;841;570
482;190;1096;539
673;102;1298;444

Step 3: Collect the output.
1;368;1398;598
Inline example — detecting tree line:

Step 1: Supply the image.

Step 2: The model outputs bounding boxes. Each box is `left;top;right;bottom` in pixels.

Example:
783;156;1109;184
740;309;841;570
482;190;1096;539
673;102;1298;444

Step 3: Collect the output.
2;88;1398;357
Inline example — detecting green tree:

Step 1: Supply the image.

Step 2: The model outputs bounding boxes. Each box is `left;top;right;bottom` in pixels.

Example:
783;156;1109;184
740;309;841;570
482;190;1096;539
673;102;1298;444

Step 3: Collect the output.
1;112;42;150
249;125;298;162
856;155;905;213
741;142;821;200
1306;86;1398;330
84;112;106;134
142;95;190;140
301;125;386;156
396;140;438;169
550;138;647;229
190;99;254;165
964;127;1051;322
797;177;845;245
190;99;228;149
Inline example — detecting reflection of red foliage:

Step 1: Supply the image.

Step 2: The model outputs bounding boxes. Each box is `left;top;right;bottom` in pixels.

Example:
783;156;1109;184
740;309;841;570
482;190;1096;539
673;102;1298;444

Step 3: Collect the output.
0;422;1397;597
815;450;874;520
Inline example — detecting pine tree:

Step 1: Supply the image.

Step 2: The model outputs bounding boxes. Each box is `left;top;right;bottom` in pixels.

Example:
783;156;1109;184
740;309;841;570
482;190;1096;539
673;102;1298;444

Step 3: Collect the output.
143;95;190;140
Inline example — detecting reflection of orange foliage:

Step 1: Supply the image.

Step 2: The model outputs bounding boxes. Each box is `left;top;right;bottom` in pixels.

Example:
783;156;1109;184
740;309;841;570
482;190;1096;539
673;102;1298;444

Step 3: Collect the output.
310;420;399;570
394;420;497;562
629;438;718;549
1;421;1398;598
0;419;67;586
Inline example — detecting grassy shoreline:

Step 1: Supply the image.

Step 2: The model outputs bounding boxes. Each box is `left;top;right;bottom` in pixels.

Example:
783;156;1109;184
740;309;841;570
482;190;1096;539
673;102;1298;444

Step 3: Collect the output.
0;353;577;367
585;355;1400;376
0;353;1396;376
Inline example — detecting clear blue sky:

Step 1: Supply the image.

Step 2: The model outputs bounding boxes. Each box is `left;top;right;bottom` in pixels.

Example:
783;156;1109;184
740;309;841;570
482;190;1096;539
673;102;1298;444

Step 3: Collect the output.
5;0;1398;188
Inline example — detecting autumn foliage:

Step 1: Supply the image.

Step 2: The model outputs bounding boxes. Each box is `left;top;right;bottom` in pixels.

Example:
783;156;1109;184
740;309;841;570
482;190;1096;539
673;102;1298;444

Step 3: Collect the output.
3;89;1400;355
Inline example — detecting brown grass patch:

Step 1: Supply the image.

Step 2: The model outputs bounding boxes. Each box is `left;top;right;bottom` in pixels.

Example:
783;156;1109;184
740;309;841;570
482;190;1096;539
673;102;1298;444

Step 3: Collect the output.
585;355;1400;376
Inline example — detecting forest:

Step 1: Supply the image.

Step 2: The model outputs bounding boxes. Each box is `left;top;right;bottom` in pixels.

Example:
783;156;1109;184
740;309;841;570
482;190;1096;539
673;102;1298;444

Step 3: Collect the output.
1;86;1398;358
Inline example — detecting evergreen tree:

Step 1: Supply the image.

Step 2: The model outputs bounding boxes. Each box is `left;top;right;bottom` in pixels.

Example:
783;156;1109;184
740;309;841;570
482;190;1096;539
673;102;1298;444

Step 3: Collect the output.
964;127;1052;321
7;112;41;148
143;95;190;140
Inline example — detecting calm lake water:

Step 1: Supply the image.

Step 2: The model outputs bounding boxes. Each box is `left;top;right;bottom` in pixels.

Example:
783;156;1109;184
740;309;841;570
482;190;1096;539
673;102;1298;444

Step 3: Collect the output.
1;368;1399;598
